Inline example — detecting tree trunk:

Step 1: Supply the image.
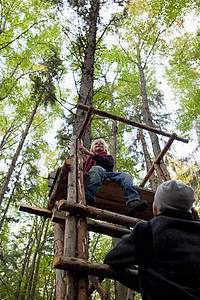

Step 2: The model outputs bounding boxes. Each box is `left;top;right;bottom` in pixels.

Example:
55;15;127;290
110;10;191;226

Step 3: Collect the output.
136;47;170;180
103;73;118;171
26;218;46;300
18;228;36;300
138;128;157;191
73;0;100;149
30;220;50;300
0;118;21;150
110;119;117;171
0;161;24;231
0;92;43;208
104;77;129;298
15;233;34;300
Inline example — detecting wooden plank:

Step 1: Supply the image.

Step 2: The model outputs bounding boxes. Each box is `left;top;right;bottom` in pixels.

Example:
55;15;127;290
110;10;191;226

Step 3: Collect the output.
78;104;188;143
53;255;138;280
46;172;154;221
84;173;154;221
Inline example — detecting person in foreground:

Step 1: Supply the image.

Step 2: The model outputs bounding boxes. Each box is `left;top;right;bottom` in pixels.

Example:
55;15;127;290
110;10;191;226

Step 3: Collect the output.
104;180;200;300
79;138;148;216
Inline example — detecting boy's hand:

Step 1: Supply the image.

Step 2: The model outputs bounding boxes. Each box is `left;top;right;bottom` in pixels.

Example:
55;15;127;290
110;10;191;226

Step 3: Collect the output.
79;146;93;156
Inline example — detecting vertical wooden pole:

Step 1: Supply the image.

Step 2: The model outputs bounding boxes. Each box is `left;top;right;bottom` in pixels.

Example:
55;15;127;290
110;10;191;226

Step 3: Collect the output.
54;215;65;300
76;138;89;299
63;136;77;300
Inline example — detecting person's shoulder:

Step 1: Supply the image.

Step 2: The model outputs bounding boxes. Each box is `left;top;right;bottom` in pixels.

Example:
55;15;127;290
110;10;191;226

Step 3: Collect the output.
133;220;152;237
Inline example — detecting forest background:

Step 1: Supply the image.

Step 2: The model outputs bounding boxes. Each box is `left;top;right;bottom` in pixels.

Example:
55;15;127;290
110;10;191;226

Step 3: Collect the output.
0;0;199;299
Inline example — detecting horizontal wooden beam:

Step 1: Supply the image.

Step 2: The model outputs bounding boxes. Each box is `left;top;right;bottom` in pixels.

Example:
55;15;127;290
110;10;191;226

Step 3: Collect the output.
53;255;138;280
51;210;132;238
78;104;188;144
19;204;131;238
19;204;52;218
58;201;145;228
86;218;131;238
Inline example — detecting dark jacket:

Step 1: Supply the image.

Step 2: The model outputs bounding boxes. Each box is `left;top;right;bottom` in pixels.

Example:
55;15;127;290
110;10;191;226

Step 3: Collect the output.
104;210;200;300
91;154;114;172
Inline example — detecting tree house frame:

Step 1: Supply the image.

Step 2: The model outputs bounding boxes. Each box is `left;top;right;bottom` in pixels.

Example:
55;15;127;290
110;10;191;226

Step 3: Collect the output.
20;104;189;299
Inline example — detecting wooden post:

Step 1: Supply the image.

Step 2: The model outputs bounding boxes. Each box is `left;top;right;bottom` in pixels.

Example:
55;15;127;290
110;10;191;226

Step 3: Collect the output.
63;136;77;300
53;218;66;300
140;133;177;187
76;138;89;299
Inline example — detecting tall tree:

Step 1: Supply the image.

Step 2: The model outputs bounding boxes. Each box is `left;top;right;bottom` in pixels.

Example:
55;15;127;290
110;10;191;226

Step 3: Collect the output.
0;49;64;207
103;0;187;183
72;0;100;148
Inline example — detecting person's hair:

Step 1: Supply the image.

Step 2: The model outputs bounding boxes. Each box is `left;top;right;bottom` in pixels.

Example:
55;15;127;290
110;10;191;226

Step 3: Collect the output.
90;138;108;152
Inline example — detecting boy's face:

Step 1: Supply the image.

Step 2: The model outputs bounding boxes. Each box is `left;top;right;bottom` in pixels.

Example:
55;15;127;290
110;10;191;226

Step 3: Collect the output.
93;140;105;153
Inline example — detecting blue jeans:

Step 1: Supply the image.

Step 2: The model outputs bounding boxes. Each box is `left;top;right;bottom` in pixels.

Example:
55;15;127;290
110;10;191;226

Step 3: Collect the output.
85;166;140;204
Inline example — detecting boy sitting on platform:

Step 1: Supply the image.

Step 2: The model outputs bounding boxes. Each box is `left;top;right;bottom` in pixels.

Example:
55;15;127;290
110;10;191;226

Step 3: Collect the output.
79;138;148;216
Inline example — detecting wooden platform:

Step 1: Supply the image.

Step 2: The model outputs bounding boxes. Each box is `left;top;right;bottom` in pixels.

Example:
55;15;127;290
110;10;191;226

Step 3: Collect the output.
48;171;154;221
84;174;154;221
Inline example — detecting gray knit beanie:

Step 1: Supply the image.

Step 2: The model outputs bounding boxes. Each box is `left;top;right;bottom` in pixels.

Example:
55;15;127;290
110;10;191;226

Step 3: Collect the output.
154;180;196;212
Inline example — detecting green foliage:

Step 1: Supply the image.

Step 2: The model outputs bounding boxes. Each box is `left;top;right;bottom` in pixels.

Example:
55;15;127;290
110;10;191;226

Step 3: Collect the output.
0;1;67;298
0;199;55;299
168;155;200;201
166;33;200;135
0;0;199;299
55;112;75;163
89;232;115;298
